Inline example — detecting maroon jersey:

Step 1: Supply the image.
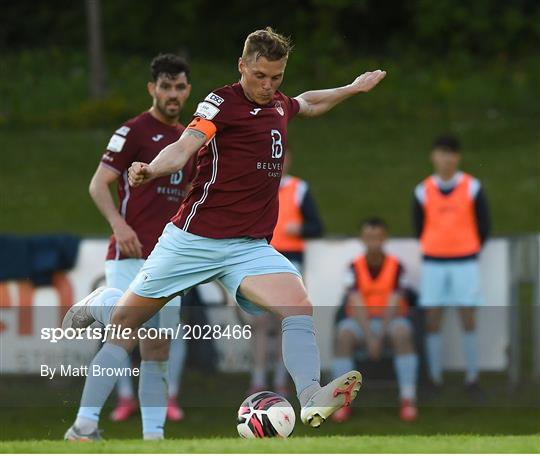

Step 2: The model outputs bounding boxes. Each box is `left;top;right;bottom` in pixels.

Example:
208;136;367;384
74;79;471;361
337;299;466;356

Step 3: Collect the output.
101;111;196;260
172;83;300;239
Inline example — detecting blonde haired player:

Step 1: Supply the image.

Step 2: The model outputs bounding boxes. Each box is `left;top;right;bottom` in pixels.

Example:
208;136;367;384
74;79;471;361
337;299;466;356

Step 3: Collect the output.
64;28;386;429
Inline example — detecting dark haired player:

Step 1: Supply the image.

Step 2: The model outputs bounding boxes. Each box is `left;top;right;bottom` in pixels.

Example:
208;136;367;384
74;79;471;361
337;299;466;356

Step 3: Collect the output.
413;135;490;400
65;54;195;441
64;28;386;429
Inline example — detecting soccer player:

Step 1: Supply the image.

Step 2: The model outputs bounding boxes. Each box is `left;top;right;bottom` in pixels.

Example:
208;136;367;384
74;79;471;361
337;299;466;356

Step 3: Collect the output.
413;134;491;400
64;54;195;441
331;218;418;422
64;27;386;428
245;150;323;396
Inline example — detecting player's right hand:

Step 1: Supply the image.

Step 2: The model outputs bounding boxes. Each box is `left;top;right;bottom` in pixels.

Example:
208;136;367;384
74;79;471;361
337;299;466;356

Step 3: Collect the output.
128;162;154;187
112;220;143;258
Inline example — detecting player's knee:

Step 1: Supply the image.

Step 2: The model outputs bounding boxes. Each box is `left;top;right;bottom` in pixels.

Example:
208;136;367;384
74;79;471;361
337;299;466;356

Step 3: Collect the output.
140;338;169;361
459;308;476;331
392;322;411;338
335;329;356;356
290;296;313;316
277;296;312;319
110;306;140;330
462;319;475;332
390;325;412;347
425;315;441;332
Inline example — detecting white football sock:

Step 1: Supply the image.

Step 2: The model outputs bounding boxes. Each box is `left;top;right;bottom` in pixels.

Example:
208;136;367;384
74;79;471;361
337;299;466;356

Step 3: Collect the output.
76;343;129;425
139;361;168;439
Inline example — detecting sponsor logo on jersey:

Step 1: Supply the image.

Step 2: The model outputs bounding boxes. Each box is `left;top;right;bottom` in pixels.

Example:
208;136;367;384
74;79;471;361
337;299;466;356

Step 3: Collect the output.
257;162;282;170
101;153;114;162
115;126;131;136
275;101;284;116
250;108;262;115
194;101;220;120
170;170;183;185
205;92;224;106
106;134;127;152
152;134;164;142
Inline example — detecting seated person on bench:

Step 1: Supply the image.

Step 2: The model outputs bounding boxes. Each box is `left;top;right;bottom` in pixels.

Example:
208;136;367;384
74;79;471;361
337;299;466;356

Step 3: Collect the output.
331;217;419;422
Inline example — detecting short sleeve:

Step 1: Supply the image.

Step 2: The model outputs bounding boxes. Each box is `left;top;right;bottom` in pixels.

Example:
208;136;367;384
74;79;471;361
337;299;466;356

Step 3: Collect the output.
469;177;481;199
192;90;230;132
414;182;425;206
295;179;308;206
284;94;300;120
100;124;139;174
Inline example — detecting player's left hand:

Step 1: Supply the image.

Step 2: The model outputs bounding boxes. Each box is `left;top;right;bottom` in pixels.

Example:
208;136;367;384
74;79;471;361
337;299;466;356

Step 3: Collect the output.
349;70;386;93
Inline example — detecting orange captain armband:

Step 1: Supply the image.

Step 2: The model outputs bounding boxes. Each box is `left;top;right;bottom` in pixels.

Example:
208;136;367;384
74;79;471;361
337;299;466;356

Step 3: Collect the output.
187;117;217;142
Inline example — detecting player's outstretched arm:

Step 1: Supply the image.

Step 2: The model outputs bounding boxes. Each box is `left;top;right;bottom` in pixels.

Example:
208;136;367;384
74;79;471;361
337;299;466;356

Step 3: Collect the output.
295;70;386;118
128;128;207;187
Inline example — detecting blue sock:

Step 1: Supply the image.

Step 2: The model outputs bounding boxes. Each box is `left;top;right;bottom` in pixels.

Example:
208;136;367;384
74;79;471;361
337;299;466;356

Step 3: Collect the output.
168;336;187;398
139;361;168;439
281;315;321;403
425;332;443;383
116;356;135;399
331;357;354;380
394;353;418;400
88;287;123;326
463;331;479;384
77;343;129;423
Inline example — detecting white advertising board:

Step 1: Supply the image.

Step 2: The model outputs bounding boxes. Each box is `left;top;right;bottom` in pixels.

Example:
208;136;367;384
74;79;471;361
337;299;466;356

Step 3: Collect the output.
0;238;511;373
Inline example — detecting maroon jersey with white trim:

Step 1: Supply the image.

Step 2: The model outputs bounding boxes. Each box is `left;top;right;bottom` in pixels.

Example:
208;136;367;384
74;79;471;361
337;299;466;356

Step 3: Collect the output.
172;83;300;239
101;111;196;260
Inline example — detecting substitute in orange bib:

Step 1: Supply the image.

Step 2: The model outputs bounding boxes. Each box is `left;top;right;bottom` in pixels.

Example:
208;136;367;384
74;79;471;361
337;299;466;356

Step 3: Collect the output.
331;218;418;423
413;134;491;402
245;151;323;396
271;151;324;269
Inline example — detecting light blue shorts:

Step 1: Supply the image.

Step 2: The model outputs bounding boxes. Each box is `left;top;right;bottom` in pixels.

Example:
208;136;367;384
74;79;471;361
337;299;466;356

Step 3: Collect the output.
337;317;412;341
419;259;482;307
130;223;301;315
105;258;180;329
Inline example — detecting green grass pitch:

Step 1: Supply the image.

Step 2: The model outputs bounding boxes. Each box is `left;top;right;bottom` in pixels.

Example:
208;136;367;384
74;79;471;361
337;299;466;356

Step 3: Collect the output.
1;435;539;453
1;373;539;453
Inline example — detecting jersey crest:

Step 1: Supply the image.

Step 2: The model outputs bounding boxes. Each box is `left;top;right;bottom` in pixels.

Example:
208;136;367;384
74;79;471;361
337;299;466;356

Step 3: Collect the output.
274;101;284;116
